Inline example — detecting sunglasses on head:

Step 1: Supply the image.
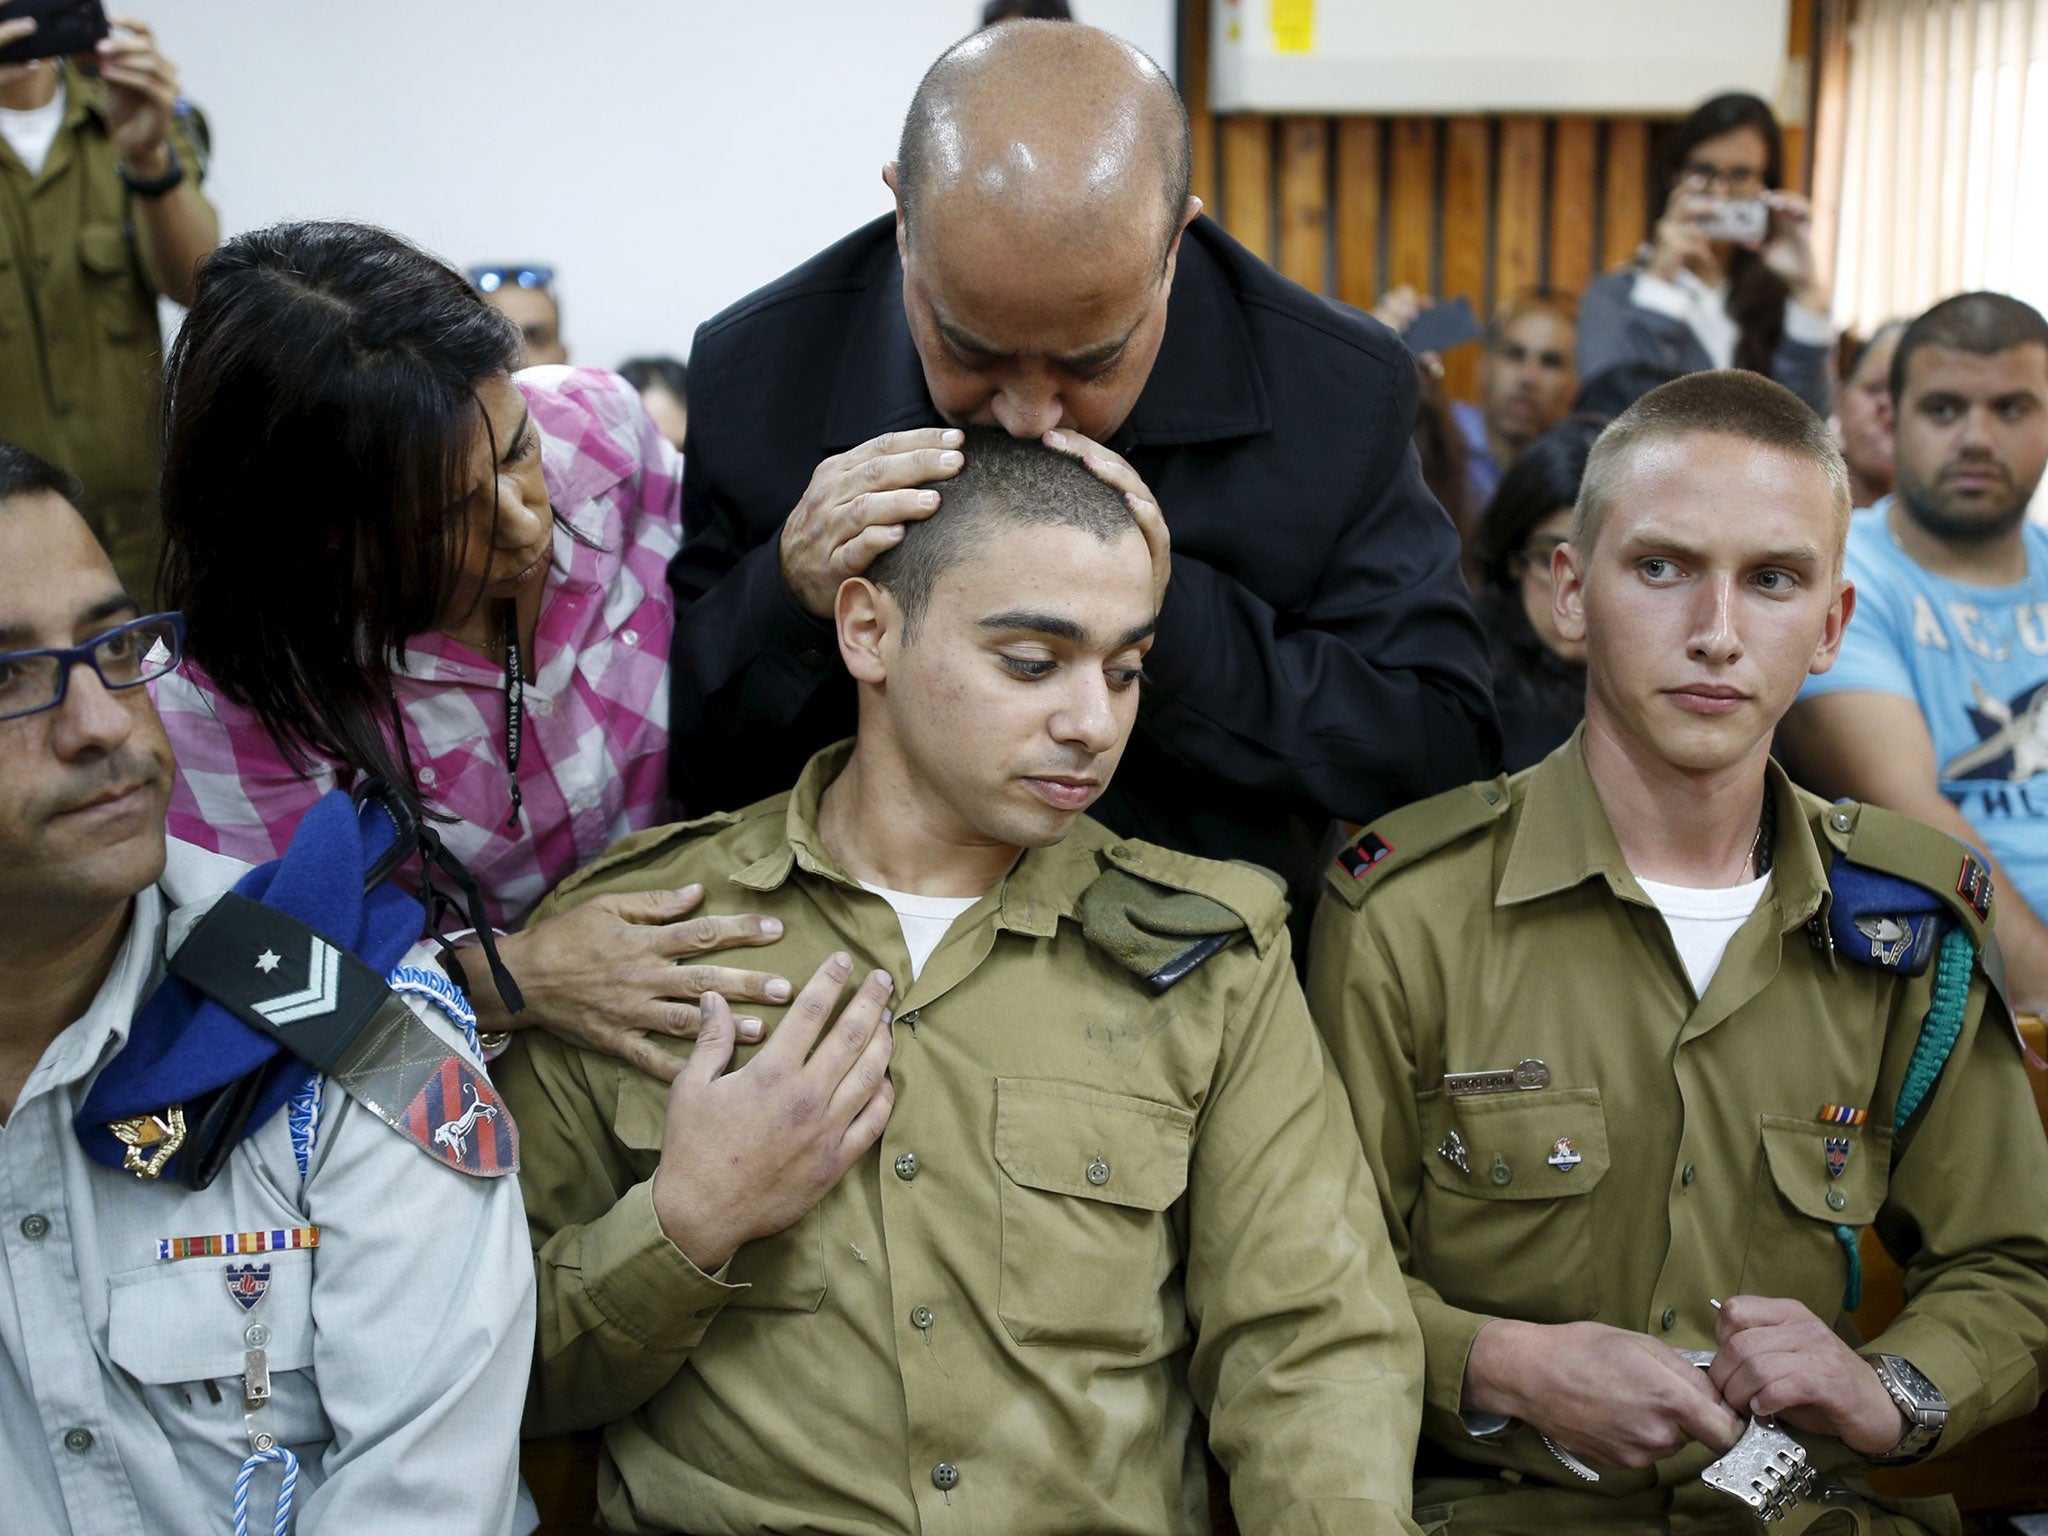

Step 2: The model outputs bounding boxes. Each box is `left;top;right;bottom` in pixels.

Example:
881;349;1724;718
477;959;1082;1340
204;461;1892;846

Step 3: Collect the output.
466;264;555;295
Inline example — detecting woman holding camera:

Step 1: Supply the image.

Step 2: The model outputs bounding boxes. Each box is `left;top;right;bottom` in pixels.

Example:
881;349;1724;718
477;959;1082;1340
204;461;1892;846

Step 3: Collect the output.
1577;92;1835;415
150;221;789;1074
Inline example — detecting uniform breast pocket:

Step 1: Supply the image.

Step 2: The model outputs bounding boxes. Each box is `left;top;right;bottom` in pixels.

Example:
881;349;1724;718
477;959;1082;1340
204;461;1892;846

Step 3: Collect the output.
106;1248;325;1444
993;1077;1192;1355
1413;1088;1611;1324
77;223;141;340
610;1074;825;1312
1744;1114;1890;1312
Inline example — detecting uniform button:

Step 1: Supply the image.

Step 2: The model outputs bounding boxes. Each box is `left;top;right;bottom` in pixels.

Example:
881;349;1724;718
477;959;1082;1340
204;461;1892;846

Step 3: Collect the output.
898;1010;920;1028
622;628;640;647
244;1322;271;1348
530;695;552;716
19;1213;49;1240
1826;1188;1847;1211
1086;1156;1111;1186
418;765;438;787
1482;787;1501;805
63;1427;92;1454
1660;1307;1677;1331
1489;1156;1513;1187
1681;1164;1696;1187
910;1305;934;1330
894;1152;919;1181
931;1462;959;1491
1830;810;1854;832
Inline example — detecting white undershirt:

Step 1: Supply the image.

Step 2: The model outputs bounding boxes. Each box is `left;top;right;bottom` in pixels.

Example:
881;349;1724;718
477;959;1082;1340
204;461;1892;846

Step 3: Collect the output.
859;882;983;979
1638;872;1771;998
0;81;66;178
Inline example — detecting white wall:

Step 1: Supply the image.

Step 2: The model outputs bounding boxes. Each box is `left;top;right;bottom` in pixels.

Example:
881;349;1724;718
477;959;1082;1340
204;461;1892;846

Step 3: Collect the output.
153;1;1174;373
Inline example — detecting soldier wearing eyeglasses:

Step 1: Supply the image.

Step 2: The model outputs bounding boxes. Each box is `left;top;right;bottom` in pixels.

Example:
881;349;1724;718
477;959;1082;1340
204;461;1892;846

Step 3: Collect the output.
0;443;536;1536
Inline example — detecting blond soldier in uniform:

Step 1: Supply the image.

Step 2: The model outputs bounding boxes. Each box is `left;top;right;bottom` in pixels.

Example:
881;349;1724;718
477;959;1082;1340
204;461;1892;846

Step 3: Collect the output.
499;430;1425;1536
1309;372;2048;1535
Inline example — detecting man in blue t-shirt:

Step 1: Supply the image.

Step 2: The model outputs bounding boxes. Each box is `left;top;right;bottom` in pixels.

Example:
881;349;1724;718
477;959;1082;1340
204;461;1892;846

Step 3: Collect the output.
1782;291;2048;1007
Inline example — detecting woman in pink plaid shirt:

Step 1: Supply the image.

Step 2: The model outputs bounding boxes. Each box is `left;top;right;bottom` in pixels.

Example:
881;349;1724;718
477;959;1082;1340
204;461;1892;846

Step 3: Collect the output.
148;222;791;1073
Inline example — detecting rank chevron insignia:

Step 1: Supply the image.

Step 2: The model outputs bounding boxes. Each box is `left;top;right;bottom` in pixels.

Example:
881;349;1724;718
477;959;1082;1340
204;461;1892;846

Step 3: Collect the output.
253;936;341;1025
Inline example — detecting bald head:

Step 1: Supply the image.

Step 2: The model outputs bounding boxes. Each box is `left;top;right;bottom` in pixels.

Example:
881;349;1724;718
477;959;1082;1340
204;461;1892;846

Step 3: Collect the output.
896;20;1191;263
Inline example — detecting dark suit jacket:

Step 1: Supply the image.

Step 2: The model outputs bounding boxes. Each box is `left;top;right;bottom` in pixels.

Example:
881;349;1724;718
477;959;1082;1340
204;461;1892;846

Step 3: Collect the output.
670;213;1499;905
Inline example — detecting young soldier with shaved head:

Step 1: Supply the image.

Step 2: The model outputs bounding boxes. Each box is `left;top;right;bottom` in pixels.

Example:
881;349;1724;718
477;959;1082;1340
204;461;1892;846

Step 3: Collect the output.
1310;373;2048;1534
669;20;1496;927
501;431;1427;1535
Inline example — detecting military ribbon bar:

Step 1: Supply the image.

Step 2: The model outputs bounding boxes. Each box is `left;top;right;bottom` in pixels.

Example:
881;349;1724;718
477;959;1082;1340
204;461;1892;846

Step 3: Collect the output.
158;1227;320;1262
1817;1104;1868;1127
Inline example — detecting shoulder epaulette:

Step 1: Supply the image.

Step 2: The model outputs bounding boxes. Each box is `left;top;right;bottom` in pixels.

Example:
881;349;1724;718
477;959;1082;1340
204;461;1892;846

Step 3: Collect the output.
540;808;751;914
1818;800;1994;946
1323;778;1512;910
1079;842;1287;993
1818;799;2013;1024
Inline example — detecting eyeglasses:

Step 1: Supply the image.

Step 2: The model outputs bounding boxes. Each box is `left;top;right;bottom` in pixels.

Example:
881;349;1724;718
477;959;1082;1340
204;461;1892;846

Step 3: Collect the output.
466;264;555;295
1678;161;1765;195
0;613;185;722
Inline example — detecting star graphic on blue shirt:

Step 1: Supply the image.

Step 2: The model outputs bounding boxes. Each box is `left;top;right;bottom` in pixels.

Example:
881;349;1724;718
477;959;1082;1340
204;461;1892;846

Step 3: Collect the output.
255;949;281;974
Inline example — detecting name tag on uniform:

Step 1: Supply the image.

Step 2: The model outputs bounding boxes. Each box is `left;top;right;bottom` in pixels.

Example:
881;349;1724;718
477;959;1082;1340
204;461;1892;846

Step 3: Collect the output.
1442;1059;1550;1096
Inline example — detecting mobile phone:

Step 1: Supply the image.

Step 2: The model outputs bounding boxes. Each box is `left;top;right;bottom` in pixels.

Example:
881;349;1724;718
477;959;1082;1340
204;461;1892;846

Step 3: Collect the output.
1697;197;1769;244
0;0;109;67
1403;296;1481;355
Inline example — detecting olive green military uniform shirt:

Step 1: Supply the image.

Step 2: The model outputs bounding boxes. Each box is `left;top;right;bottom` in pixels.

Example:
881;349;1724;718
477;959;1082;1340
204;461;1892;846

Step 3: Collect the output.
0;64;216;599
499;744;1426;1536
1308;734;2048;1536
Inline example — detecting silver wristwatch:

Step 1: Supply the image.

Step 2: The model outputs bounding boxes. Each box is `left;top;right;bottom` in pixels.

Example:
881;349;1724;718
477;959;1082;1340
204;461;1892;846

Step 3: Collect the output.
1866;1355;1947;1464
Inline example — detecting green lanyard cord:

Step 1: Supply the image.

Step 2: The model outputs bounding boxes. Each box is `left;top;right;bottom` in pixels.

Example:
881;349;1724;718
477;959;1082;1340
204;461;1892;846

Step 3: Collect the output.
1838;926;1976;1314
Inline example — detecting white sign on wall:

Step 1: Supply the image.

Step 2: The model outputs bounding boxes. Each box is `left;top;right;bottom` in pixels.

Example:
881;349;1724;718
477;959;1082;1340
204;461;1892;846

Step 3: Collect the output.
1211;0;1795;116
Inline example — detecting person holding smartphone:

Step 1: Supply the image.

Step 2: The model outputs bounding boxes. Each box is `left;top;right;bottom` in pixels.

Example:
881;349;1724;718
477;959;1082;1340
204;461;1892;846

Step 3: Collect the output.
1577;92;1835;419
0;3;218;604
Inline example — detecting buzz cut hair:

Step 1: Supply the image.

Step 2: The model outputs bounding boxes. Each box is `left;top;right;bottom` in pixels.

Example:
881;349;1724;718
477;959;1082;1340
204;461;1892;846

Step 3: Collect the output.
1570;370;1852;563
866;427;1136;638
1889;291;2048;403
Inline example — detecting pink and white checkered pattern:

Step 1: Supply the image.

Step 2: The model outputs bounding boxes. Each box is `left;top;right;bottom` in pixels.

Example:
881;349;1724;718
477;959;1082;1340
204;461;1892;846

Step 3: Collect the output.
154;366;682;929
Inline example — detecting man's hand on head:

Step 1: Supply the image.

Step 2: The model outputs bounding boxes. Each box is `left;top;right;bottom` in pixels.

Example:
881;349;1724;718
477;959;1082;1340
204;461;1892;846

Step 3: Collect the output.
1041;430;1171;613
650;953;896;1274
779;429;964;617
1711;1295;1908;1456
1464;1318;1746;1469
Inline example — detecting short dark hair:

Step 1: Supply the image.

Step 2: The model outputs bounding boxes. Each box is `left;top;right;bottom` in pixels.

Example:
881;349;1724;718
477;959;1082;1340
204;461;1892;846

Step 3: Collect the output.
1478;414;1607;589
159;220;522;807
866;427;1134;637
0;442;83;507
896;23;1190;259
1487;289;1578;351
617;354;688;401
1890;292;2048;402
1573;370;1850;560
1843;318;1906;384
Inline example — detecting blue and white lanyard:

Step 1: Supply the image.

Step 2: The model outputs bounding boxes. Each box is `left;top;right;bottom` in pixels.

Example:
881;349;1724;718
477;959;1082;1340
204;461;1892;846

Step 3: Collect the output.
226;963;478;1532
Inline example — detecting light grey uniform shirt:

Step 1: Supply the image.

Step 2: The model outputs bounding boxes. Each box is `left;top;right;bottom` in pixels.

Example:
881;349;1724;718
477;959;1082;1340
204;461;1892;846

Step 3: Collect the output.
0;843;536;1536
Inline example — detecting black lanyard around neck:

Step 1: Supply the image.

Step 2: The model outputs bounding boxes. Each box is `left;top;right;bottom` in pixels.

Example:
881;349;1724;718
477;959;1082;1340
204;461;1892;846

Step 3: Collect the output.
502;602;524;828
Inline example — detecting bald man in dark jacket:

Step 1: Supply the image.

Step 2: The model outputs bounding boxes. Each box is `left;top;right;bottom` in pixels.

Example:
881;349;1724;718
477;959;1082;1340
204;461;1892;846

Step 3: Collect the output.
669;21;1497;914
